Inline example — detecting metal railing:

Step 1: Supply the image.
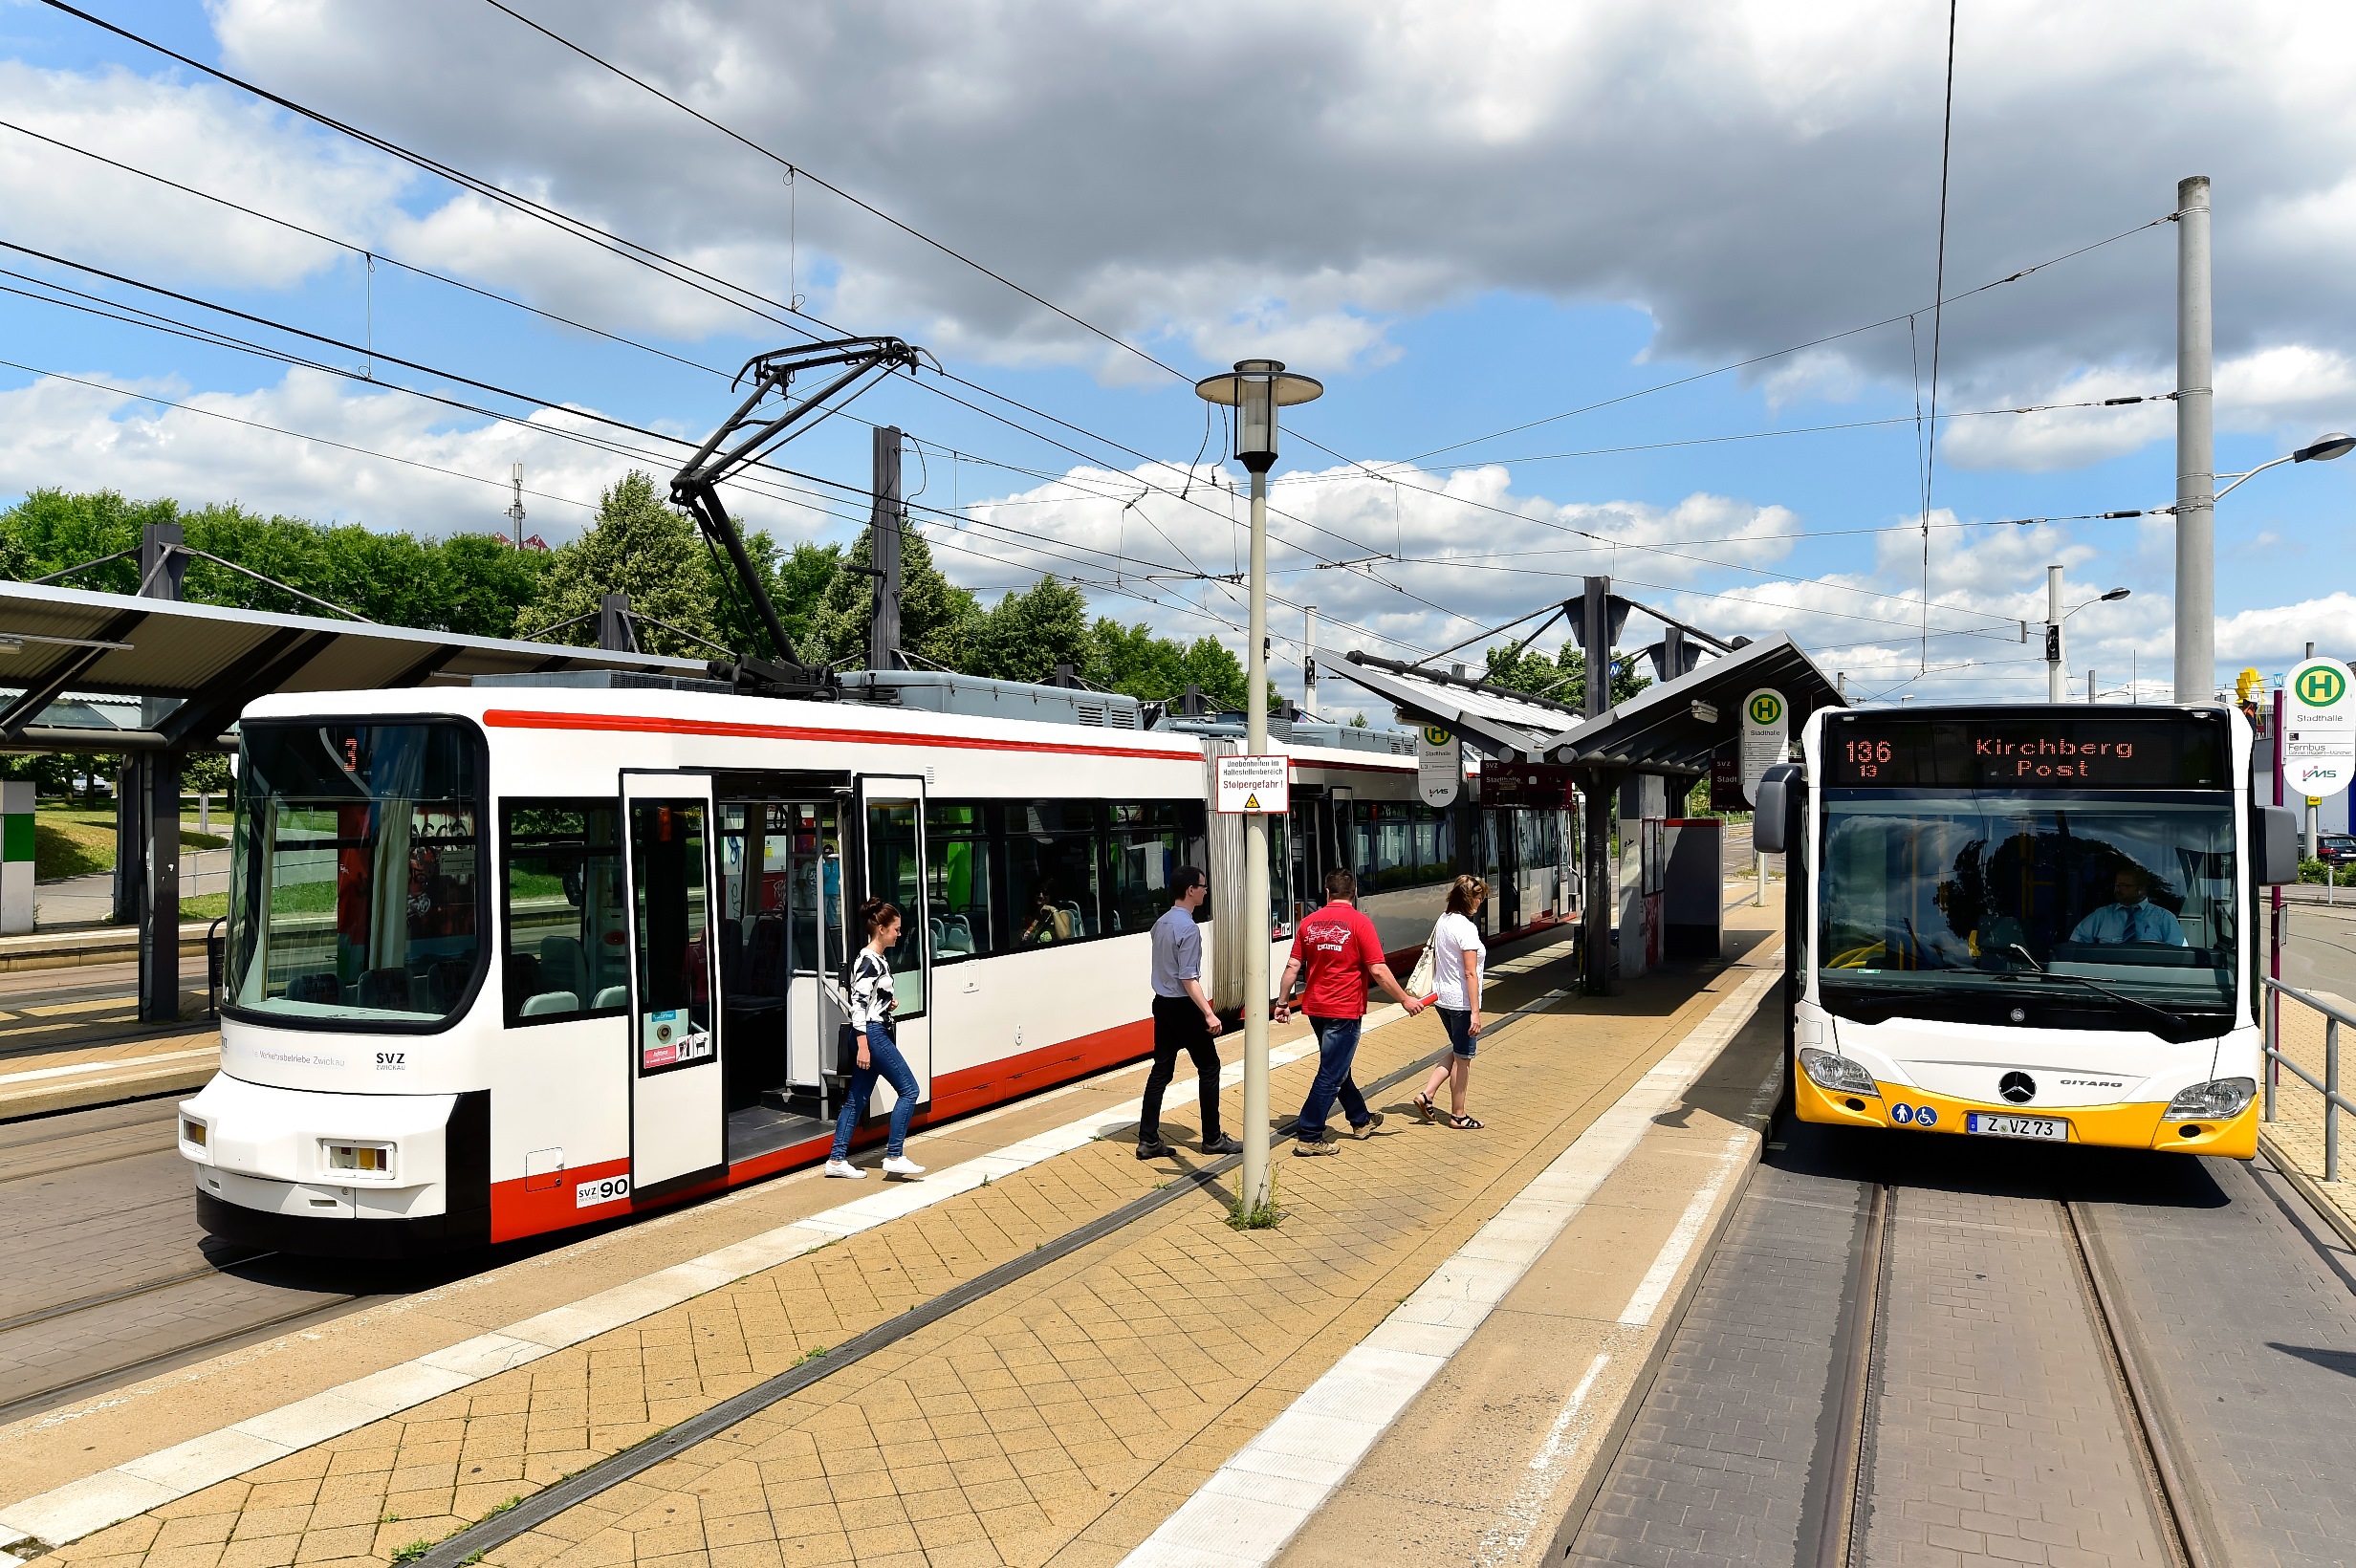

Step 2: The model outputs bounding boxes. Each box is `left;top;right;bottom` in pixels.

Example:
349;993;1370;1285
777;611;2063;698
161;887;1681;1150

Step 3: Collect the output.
2259;974;2353;1182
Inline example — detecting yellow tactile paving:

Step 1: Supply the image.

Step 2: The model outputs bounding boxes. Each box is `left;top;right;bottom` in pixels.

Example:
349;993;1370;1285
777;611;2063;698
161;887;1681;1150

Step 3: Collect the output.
35;929;1778;1568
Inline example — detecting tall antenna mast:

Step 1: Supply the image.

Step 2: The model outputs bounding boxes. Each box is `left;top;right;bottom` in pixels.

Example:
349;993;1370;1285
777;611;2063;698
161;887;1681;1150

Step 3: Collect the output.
507;462;526;549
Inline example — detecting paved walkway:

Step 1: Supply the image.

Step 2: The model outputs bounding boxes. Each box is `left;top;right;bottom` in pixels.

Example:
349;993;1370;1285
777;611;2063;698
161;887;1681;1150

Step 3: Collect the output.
2259;987;2356;1248
3;905;1789;1568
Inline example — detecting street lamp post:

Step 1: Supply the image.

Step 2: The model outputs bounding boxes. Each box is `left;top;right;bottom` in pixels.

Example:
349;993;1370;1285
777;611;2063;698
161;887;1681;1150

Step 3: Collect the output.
1195;359;1322;1218
2044;564;2128;701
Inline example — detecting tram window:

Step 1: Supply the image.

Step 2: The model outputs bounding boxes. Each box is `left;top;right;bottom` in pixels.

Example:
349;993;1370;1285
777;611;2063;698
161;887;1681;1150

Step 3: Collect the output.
1108;801;1195;935
865;800;927;1015
927;802;992;963
1008;805;1102;949
501;800;626;1027
226;721;483;1029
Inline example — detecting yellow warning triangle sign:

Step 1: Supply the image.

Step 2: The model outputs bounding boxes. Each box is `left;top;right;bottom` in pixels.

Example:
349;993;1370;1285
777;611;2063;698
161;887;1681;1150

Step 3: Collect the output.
1242;793;1260;810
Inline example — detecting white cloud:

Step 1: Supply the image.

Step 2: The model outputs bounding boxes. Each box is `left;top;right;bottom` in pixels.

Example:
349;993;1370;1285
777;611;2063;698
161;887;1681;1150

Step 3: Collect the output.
2216;594;2356;669
183;0;2356;394
0;61;402;291
0;367;845;542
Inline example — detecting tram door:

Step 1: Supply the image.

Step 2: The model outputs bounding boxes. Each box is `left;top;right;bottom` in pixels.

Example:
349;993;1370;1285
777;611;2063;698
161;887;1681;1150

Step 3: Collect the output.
855;775;931;1108
621;772;725;1198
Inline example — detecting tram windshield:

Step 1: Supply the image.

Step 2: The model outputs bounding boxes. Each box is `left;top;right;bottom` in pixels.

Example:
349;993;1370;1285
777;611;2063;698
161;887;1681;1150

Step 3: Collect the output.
227;721;482;1027
1817;790;2237;1029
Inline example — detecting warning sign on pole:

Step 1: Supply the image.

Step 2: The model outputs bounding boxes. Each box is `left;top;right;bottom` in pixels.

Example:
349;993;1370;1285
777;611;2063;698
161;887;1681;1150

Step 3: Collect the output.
1215;754;1290;815
2285;655;2356;798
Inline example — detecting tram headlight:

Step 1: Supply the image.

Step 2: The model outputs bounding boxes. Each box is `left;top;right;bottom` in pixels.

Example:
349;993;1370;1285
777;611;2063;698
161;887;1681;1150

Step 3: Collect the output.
2163;1078;2256;1120
1799;1048;1879;1098
323;1141;395;1178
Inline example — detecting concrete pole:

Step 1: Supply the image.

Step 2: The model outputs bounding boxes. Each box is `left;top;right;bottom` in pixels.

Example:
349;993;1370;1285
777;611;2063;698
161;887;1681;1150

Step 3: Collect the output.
2048;564;2066;702
2088;669;2097;705
2175;175;2215;703
1241;466;1274;1214
1301;605;1319;718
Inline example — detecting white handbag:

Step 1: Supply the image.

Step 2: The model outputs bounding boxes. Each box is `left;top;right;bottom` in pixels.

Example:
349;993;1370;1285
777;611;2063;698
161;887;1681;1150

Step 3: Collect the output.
1405;918;1444;999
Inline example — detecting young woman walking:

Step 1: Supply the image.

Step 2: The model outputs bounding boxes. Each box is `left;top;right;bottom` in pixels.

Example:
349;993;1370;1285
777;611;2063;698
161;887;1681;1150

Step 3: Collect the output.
1414;876;1488;1130
824;900;927;1179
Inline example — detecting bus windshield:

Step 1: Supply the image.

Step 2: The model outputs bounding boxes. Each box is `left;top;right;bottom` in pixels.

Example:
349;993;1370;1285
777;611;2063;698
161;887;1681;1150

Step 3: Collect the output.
227;721;483;1028
1817;789;2236;1022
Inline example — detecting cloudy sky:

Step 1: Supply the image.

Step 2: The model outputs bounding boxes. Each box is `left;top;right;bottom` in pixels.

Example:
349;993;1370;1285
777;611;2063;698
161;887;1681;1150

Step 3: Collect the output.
1;0;2351;705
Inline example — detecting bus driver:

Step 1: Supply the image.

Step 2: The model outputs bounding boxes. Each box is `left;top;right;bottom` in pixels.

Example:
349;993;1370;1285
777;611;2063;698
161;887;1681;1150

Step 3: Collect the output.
2069;865;2187;947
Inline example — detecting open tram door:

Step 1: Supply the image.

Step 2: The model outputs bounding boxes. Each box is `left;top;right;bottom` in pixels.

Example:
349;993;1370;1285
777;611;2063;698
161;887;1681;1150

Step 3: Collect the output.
620;772;725;1200
854;774;932;1109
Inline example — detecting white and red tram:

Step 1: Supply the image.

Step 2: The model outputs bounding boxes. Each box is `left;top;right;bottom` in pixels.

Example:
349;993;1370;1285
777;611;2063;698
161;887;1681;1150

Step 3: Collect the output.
178;673;1572;1254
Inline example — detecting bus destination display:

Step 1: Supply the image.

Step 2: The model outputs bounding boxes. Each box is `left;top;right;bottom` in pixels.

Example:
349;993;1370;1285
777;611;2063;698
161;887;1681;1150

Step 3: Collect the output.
1826;717;2226;788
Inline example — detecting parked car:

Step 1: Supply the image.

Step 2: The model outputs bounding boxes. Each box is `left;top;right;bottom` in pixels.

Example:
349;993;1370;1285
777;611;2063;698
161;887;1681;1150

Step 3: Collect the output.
2316;833;2356;869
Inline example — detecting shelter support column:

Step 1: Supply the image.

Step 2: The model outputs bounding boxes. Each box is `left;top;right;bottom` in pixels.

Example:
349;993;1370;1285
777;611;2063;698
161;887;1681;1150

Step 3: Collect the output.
138;749;184;1024
1579;768;1620;995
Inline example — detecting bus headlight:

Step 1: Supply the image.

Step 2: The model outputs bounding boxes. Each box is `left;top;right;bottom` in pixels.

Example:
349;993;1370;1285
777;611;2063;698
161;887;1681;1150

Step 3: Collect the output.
2164;1078;2255;1120
1799;1048;1879;1097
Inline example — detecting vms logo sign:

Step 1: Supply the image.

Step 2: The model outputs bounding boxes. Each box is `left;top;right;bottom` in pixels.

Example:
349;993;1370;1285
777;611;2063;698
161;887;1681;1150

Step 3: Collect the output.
1748;691;1784;726
2298;664;2347;708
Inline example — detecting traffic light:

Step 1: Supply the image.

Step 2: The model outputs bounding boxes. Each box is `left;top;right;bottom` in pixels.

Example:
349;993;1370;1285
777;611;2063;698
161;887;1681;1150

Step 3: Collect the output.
2043;624;2062;663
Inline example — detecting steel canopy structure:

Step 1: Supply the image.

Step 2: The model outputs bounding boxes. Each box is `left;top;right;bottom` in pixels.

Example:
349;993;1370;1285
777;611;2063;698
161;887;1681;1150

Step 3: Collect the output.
1322;633;1843;994
0;578;705;752
0;576;709;1024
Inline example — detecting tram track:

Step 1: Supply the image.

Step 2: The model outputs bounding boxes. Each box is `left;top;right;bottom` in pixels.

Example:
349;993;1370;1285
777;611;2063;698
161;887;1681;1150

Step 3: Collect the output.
1810;1182;2215;1568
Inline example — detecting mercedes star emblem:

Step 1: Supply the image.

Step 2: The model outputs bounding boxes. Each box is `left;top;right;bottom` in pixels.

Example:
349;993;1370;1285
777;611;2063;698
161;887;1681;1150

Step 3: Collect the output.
2009;1007;2026;1024
1998;1071;2037;1104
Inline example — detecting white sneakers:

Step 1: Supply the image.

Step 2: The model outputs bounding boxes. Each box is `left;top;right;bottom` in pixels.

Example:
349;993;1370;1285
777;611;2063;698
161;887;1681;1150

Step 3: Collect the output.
823;1154;926;1179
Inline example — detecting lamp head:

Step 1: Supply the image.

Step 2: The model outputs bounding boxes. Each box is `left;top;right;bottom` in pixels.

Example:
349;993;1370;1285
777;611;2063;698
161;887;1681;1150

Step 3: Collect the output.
1194;359;1324;473
2100;587;2130;601
2294;431;2355;463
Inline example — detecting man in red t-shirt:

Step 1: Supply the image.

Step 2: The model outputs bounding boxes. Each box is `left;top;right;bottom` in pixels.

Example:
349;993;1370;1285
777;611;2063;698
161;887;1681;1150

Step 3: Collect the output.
1275;868;1425;1153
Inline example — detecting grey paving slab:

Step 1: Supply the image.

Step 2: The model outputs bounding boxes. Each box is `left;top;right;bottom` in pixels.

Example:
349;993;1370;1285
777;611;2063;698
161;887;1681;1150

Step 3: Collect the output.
2077;1151;2356;1568
1566;1160;1865;1567
1860;1184;2171;1568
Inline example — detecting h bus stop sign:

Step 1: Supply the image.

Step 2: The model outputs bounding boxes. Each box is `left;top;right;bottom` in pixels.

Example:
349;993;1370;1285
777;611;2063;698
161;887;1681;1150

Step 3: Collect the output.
1215;753;1289;814
2286;655;2356;797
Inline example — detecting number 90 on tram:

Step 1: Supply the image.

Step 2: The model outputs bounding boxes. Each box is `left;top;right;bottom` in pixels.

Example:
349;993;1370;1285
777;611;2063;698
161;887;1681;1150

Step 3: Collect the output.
1756;704;2301;1155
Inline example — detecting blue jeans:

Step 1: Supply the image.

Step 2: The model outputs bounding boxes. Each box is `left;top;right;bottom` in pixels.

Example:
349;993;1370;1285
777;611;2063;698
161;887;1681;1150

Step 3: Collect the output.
1296;1014;1369;1140
831;1022;919;1161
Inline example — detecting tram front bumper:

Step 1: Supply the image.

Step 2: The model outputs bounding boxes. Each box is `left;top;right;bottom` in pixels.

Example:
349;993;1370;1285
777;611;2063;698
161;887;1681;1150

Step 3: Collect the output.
1791;1065;2258;1158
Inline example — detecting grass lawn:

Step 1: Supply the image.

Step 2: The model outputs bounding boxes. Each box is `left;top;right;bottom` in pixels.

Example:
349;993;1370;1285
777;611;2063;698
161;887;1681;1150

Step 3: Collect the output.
34;806;232;883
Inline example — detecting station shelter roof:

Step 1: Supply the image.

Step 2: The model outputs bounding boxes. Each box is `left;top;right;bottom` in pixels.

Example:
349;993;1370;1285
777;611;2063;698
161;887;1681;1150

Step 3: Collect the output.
1320;634;1843;779
0;578;705;752
1540;634;1844;777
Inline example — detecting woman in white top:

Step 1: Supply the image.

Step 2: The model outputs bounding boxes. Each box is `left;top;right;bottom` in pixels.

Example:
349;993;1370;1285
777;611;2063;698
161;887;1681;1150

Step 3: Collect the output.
824;899;927;1179
1413;876;1488;1130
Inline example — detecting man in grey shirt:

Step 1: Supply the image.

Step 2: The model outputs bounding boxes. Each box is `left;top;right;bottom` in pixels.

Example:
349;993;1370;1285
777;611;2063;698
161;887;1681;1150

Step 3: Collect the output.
1139;866;1237;1160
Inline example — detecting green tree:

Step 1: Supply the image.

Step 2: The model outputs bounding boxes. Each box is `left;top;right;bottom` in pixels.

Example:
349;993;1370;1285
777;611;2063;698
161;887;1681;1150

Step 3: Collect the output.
1481;642;1649;710
966;576;1090;683
519;472;723;658
809;522;979;669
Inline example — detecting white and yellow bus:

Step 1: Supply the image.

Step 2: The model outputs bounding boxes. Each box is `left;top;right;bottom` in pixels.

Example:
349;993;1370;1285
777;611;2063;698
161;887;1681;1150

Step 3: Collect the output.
1756;704;2299;1157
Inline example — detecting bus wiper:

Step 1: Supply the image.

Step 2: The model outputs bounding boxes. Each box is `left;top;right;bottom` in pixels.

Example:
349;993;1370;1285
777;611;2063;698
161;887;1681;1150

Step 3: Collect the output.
2003;946;2199;1040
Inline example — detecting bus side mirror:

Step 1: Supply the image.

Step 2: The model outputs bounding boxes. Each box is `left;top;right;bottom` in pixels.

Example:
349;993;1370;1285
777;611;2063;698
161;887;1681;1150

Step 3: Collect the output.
2257;804;2301;885
1753;763;1803;856
1754;779;1787;854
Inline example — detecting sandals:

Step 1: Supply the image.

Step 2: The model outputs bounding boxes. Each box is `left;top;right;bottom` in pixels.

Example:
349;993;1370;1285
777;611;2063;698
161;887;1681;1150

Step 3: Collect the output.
1443;1112;1485;1131
1413;1091;1439;1122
